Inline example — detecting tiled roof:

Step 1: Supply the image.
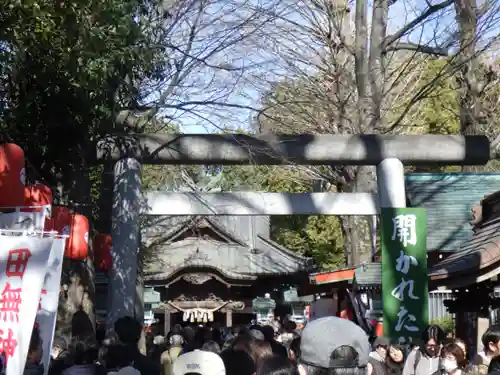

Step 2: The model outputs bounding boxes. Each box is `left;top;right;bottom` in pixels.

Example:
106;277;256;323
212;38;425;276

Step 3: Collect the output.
429;219;500;286
142;215;312;282
405;173;500;252
144;237;312;281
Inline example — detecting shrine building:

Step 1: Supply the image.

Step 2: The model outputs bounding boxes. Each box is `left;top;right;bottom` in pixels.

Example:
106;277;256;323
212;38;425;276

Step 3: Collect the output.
140;215;313;332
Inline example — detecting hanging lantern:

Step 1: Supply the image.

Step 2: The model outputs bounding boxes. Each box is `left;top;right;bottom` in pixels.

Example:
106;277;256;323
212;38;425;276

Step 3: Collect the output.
23;184;53;212
0;144;26;207
52;206;89;260
375;320;383;337
66;214;89;260
94;233;112;271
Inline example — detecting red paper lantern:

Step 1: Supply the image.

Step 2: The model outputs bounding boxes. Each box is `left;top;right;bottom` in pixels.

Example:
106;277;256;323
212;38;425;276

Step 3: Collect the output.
23;184;53;212
52;206;89;260
67;214;89;260
94;233;112;271
0;144;25;207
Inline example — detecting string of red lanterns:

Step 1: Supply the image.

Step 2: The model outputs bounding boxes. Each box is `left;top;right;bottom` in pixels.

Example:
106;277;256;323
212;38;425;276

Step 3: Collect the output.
0;143;112;268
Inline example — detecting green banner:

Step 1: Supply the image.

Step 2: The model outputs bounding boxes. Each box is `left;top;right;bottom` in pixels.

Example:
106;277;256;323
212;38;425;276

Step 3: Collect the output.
381;208;428;344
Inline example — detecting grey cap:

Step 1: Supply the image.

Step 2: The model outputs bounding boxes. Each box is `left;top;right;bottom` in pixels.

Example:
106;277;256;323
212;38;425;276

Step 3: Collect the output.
300;317;370;368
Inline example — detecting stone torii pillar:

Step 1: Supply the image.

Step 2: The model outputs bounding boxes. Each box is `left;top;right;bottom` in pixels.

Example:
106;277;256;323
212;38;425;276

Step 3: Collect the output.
106;157;143;330
377;158;406;208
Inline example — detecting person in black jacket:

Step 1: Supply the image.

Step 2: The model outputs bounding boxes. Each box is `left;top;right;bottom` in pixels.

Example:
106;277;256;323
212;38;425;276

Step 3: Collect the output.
368;337;390;375
114;317;161;375
489;356;500;375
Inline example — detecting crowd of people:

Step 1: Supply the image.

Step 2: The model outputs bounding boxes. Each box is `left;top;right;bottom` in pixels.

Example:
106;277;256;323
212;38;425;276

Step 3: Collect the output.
18;314;500;375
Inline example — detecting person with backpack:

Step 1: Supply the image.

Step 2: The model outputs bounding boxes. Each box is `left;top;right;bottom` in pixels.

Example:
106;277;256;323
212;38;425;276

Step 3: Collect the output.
403;325;445;375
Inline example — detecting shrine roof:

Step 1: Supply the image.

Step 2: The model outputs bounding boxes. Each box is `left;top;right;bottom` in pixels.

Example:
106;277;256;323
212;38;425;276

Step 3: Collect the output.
429;218;500;288
142;215;312;281
405;173;500;252
144;236;312;281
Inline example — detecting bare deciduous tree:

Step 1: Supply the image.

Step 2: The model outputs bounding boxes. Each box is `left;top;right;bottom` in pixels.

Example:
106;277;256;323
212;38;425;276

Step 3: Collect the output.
248;0;500;264
117;0;280;132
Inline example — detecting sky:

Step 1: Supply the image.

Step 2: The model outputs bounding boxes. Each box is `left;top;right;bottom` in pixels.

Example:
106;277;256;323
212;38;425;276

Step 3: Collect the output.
158;0;498;135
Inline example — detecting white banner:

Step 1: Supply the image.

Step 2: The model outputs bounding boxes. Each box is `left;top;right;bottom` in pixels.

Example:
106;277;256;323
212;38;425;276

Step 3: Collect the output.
0;236;52;375
0;211;46;233
35;239;65;375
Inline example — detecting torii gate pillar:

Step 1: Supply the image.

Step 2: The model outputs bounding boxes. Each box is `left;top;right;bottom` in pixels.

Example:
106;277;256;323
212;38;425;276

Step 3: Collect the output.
106;157;143;329
377;158;406;208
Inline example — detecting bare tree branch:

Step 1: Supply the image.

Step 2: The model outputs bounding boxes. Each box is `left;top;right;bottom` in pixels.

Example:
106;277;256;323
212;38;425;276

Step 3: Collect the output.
383;0;454;49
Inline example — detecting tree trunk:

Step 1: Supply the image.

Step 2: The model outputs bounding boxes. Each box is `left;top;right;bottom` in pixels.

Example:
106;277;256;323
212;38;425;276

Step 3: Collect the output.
339;165;377;265
455;0;481;172
56;150;96;338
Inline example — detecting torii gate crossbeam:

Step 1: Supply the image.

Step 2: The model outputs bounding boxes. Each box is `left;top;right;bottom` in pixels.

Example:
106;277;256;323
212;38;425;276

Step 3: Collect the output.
96;134;490;166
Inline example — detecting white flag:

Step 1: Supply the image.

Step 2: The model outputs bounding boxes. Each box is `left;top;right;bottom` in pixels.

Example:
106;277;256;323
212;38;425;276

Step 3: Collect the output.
35;239;65;375
0;236;52;375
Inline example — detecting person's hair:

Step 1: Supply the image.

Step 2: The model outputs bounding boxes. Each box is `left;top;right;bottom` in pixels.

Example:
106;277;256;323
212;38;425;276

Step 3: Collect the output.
284;320;297;333
453;338;468;361
257;355;300;375
114;316;142;345
71;310;94;338
232;334;254;355
220;348;256;375
253;340;273;364
29;327;42;355
422;325;446;345
300;345;367;375
441;343;467;369
482;325;500;355
290;337;301;360
442;338;454;347
70;335;98;365
104;343;134;369
262;325;276;342
201;340;221;354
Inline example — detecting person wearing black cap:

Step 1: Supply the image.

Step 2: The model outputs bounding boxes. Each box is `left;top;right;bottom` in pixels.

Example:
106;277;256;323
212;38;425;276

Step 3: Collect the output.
368;337;390;375
298;316;370;375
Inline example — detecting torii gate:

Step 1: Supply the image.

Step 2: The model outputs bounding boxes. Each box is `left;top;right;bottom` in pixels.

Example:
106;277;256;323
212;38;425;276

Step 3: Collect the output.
95;133;490;328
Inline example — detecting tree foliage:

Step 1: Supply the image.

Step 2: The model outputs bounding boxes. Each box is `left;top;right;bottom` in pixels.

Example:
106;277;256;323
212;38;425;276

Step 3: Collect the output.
219;165;345;270
0;0;164;332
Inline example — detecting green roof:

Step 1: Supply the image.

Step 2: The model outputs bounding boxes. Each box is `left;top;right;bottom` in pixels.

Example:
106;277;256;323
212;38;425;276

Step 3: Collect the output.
405;173;500;252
